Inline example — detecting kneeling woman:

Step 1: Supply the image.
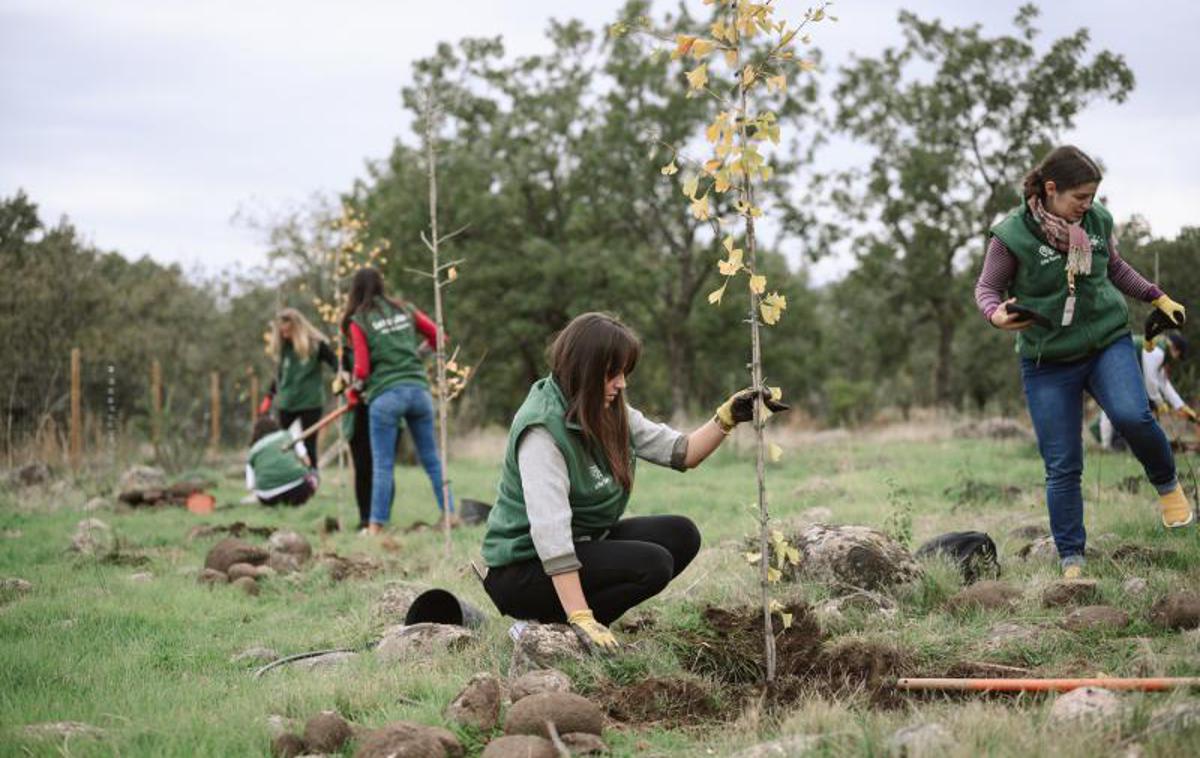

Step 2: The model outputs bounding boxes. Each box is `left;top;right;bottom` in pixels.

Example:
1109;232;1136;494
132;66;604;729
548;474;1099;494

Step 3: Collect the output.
481;312;785;651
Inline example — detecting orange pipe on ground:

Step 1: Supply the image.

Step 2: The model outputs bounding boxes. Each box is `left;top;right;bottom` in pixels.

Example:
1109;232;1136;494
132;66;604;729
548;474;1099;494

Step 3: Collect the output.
896;677;1200;693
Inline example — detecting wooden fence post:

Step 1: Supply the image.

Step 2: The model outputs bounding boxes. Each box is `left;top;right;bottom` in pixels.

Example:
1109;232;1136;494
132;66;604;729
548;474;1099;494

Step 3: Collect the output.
209;371;220;452
150;359;162;446
70;348;82;468
249;370;259;423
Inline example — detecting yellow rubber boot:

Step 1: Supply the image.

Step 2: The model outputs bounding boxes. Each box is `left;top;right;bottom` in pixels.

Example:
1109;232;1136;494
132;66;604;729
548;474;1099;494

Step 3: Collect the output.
1158;486;1195;528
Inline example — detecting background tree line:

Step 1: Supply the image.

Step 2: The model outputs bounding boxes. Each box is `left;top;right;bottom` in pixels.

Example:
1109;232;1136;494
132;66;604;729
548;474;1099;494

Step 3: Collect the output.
3;3;1195;464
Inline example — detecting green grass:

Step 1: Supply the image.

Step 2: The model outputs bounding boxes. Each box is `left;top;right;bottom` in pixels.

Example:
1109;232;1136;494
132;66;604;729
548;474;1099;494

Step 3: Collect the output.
2;428;1199;756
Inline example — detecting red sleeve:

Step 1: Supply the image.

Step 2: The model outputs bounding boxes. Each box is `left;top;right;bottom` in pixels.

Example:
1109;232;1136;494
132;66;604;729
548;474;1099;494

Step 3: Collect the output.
411;308;441;349
349;322;370;382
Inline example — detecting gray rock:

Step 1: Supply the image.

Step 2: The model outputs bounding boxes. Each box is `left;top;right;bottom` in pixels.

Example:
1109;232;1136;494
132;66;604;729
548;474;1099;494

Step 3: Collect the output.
729;735;821;757
509;622;586;675
118;464;167;493
1049;686;1122;723
1;577;33;599
1042;579;1101;607
1017;536;1057;561
981;622;1044;651
444;672;501;730
69;518;114;556
1061;605;1130;633
21;721;106;740
371;582;427;624
816;589;898;623
82;496;110;512
232;646;278;664
888;723;954;757
269;530;313;563
376;623;473;661
510;668;573;702
1122;577;1148;595
789;524;922;589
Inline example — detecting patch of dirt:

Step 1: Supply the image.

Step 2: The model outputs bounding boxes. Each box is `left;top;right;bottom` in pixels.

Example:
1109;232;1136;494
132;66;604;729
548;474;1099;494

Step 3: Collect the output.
682;604;824;685
318;552;382;582
1108;543;1180;566
943;479;1022;509
187;522;275;541
604;676;721;726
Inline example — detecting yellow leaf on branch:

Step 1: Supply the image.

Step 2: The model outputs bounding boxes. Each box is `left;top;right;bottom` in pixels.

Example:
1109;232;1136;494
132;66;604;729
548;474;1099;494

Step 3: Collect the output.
447;266;458;282
707;282;728;305
661;160;679;176
767;74;786;93
760;292;787;325
682;174;700;200
714;170;732;193
672;35;696;60
703;158;723;175
690;193;712;220
749;274;766;294
685;63;709;91
691;38;716;59
718;248;744;276
768;442;783;462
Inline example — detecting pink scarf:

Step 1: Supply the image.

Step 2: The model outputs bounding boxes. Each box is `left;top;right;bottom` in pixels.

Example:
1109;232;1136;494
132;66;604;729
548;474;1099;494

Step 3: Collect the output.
1028;195;1092;276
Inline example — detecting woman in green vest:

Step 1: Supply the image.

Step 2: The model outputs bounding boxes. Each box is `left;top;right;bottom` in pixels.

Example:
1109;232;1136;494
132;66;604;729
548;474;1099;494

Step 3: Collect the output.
481;312;788;652
341;268;447;535
260;308;337;468
975;145;1191;578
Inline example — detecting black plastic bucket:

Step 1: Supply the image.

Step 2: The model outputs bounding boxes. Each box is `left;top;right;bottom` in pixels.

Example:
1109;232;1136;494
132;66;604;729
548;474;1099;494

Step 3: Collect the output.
404;588;486;629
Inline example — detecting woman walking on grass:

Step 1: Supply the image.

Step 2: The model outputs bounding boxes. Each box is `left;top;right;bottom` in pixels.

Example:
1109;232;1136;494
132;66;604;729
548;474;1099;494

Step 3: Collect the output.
480;312;787;652
342;267;450;535
260;308;338;468
975;145;1192;578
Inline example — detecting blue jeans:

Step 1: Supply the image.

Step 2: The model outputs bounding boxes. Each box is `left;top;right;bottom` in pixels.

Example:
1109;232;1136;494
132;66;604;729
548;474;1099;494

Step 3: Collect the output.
1020;336;1176;561
367;383;452;525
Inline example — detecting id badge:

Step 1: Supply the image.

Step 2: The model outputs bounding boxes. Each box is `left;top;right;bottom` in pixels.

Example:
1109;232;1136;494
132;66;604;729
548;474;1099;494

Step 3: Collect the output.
1061;295;1076;326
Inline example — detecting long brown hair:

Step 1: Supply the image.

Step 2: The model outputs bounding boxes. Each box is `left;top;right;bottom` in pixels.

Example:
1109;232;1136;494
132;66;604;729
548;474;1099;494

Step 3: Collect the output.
340;267;405;335
1023;145;1103;201
548;312;642;490
269;307;327;361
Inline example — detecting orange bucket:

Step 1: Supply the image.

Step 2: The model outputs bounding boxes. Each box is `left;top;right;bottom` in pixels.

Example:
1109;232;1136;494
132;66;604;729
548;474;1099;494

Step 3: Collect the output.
186;491;216;514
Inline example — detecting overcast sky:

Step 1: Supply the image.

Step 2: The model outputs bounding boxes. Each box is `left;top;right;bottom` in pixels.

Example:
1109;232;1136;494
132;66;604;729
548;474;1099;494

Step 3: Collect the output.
3;1;1197;284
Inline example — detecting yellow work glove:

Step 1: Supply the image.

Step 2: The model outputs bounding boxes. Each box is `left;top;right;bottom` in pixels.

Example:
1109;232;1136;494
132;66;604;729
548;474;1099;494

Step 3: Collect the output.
331;371;351;395
567;609;619;654
1152;294;1186;328
714;387;791;433
1176;405;1198;422
1153;401;1170;417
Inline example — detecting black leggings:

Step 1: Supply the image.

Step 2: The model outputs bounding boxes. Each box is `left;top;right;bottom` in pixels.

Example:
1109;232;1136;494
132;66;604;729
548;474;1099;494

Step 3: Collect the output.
348;404;374;529
483;515;701;625
278;407;322;469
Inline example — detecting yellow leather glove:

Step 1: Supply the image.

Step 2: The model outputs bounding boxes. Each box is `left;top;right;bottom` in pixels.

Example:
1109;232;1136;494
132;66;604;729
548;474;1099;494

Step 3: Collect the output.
1152;294;1186;327
714;387;790;433
567;609;619;654
331;371;351;395
1153;400;1170;417
1176;405;1198;422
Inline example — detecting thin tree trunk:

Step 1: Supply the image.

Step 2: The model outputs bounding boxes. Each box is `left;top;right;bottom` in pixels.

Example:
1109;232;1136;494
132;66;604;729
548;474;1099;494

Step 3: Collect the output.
738;68;776;685
935;316;955;405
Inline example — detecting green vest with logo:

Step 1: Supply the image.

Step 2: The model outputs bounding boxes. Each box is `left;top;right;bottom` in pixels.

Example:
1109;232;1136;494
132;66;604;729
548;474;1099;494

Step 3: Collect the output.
275;341;325;411
991;199;1128;363
352;300;428;402
481;376;635;568
249;430;309;491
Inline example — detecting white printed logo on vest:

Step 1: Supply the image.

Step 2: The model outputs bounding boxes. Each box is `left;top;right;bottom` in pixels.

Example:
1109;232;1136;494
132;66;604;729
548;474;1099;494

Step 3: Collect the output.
588;464;612;491
1037;244;1057;265
371;313;411;335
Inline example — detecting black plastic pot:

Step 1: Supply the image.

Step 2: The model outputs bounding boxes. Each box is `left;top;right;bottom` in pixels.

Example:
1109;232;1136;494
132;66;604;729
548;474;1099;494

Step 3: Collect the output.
404;588;487;629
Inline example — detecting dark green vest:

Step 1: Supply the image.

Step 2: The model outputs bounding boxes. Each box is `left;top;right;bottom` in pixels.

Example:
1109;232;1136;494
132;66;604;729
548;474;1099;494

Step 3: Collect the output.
991;199;1128;363
248;430;309;491
481;377;634;568
352;301;428;402
275;342;325;411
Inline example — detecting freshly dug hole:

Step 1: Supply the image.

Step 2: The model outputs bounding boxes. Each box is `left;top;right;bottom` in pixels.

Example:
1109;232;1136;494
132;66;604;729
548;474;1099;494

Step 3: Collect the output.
604;676;721;726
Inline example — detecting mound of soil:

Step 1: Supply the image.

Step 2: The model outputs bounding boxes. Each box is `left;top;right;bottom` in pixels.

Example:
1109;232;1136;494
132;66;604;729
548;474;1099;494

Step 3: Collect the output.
1108;543;1179;566
354;722;460;758
188;522;275;541
604;676;720;726
205;538;268;573
481;735;556;758
683;603;823;686
510;668;573;702
1042;579;1101;608
946;581;1021;613
303;711;352;752
1060;605;1130;633
504;692;603;739
271;733;306;757
1148;592;1200;630
320;552;381;582
444;672;501;731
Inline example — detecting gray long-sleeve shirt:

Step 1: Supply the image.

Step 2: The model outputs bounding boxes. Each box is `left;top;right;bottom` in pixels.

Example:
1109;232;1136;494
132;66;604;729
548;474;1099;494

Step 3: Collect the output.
518;405;689;575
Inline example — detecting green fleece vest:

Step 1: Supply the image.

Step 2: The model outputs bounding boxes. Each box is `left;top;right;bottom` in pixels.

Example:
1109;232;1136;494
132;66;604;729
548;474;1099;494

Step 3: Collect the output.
481;377;634;568
352;301;428;402
991;199;1127;363
248;430;309;491
275;342;325;411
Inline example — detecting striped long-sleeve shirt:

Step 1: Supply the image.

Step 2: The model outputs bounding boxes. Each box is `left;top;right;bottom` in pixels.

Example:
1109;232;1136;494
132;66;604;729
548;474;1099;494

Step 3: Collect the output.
974;236;1162;323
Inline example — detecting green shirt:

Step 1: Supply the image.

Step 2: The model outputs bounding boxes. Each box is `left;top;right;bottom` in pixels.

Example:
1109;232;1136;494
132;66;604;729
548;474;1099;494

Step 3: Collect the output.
482;377;635;568
352;301;428;402
991;199;1128;363
275;341;332;412
248;430;309;492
